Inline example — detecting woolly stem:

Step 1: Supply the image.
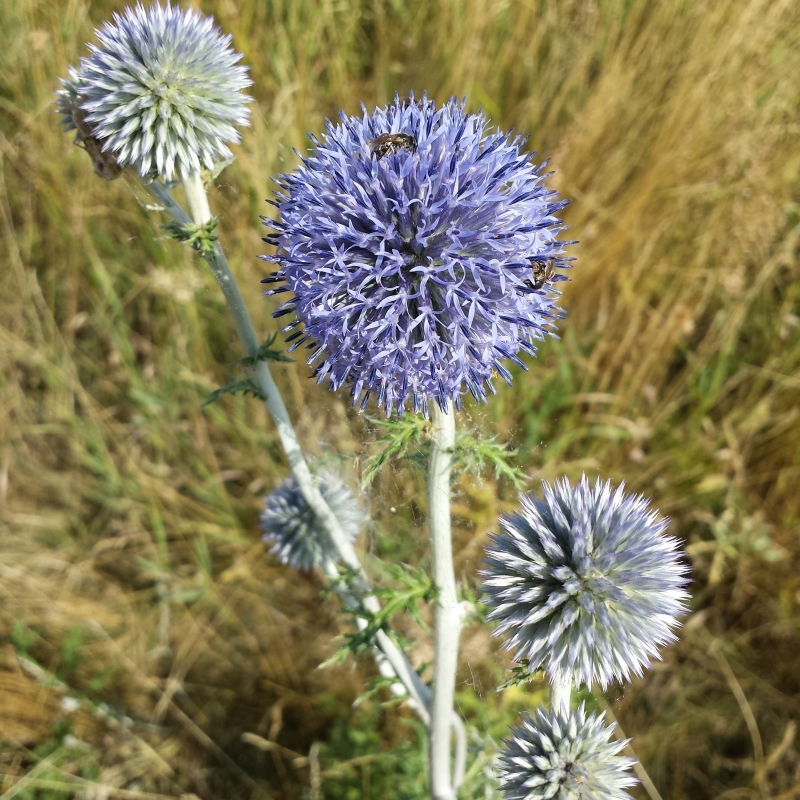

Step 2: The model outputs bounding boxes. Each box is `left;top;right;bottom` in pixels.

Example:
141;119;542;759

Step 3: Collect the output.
428;400;459;800
322;559;426;709
173;173;363;575
321;558;466;791
550;675;572;716
149;177;466;784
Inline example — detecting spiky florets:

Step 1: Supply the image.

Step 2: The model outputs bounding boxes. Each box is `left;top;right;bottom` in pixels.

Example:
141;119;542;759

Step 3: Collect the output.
260;473;364;571
263;95;571;416
63;2;251;179
55;66;82;134
498;704;637;800
481;476;690;689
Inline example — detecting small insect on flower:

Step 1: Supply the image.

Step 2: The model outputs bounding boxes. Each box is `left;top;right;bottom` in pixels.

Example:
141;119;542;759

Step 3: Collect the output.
56;69;122;180
525;258;556;292
368;132;418;160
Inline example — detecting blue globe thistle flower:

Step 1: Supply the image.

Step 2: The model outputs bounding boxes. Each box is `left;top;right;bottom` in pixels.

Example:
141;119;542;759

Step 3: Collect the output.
481;476;690;689
260;472;364;571
262;95;572;416
498;704;637;800
69;2;251;180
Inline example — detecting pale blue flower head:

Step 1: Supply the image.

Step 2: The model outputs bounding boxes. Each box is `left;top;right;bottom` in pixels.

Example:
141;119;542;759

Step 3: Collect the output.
260;472;364;571
498;704;637;800
66;2;251;179
263;94;572;416
482;476;690;688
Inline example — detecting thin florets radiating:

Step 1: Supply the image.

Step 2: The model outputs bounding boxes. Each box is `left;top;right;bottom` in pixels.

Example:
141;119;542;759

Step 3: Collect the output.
260;473;364;572
73;2;251;179
263;94;572;416
498;704;637;800
481;476;690;688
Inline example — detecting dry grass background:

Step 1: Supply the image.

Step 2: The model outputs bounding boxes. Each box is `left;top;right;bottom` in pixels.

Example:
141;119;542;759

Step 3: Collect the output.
1;0;799;797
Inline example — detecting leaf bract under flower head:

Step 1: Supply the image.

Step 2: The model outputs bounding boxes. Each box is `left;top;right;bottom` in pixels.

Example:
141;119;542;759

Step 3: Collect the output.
263;94;572;416
71;2;251;179
498;704;637;800
481;476;690;688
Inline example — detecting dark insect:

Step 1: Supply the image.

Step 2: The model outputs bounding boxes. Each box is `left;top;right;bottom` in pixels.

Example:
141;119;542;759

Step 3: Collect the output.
368;133;418;161
64;96;123;181
525;258;556;291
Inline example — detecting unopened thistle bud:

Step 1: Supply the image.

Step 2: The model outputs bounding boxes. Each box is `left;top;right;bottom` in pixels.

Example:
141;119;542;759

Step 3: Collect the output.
482;476;689;689
260;473;364;572
498;704;637;800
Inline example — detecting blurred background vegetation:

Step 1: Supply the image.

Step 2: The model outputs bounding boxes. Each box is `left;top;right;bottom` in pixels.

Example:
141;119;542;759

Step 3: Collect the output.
1;0;799;797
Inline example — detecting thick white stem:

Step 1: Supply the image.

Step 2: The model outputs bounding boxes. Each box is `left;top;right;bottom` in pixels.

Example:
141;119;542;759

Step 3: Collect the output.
428;400;459;800
182;170;212;224
550;674;572;716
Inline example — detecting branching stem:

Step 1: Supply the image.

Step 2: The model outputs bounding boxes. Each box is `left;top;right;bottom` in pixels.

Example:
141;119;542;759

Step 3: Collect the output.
147;174;466;789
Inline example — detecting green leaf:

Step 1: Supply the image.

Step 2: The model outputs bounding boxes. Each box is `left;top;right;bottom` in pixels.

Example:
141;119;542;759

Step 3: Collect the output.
162;218;218;254
362;414;430;487
321;563;436;667
454;429;526;491
202;377;266;407
496;660;537;691
233;332;293;366
353;674;409;707
202;157;236;183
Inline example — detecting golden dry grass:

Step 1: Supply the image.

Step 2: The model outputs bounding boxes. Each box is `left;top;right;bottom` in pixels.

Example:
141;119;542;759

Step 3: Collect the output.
1;0;799;798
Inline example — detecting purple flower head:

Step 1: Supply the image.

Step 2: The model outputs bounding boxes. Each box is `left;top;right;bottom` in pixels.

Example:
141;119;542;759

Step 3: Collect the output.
481;476;690;689
498;704;637;800
262;95;572;416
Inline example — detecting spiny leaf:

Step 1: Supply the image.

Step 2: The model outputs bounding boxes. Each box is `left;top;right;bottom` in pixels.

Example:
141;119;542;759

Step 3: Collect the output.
162;218;218;254
321;563;437;667
202;377;266;407
233;333;293;366
496;660;538;691
362;414;431;487
454;430;527;490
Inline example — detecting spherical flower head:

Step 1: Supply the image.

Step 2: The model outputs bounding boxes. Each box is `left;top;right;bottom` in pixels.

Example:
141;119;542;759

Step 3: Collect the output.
74;2;251;180
263;94;572;416
498;703;637;800
260;472;364;571
481;476;690;689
